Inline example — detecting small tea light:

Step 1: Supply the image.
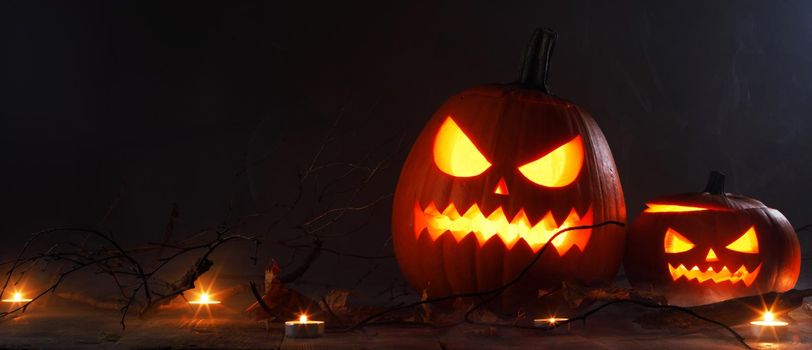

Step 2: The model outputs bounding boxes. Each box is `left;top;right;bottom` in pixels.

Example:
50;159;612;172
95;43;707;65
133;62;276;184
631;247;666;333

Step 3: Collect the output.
285;314;325;338
750;311;788;327
2;292;32;303
534;317;569;328
188;292;221;305
750;310;790;342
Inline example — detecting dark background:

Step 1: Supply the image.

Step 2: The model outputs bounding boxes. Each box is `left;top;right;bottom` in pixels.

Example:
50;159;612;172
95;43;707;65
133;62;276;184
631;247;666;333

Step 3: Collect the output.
2;1;812;295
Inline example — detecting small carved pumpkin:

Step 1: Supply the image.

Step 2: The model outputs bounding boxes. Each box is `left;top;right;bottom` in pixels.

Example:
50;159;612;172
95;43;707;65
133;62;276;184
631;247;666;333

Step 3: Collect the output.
391;29;626;311
624;171;801;306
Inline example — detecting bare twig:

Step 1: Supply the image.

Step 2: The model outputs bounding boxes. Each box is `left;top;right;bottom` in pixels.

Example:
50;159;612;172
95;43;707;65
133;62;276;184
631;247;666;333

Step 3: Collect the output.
795;223;812;234
278;239;322;284
249;281;282;320
345;221;625;331
557;299;753;350
0;226;258;328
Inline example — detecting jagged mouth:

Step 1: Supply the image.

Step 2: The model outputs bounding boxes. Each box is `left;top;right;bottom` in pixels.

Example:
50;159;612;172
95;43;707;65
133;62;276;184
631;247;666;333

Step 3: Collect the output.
413;201;593;254
667;263;762;286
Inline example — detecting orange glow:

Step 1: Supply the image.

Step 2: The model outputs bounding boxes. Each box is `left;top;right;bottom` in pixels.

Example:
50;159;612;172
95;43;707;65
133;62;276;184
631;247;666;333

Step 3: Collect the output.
663;228;694;253
533;317;569;327
668;263;761;286
285;313;324;326
414;201;593;254
493;178;509;195
725;226;759;253
188;292;221;305
546;317;568;324
2;292;32;303
433;116;491;177
644;203;708;213
751;311;788;326
705;248;719;262
518;136;583;188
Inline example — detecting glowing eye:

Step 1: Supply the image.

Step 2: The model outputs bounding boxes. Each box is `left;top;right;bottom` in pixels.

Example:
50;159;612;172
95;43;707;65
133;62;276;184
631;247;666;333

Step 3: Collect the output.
433;116;491;177
664;228;694;253
517;136;583;187
644;203;708;213
725;226;759;254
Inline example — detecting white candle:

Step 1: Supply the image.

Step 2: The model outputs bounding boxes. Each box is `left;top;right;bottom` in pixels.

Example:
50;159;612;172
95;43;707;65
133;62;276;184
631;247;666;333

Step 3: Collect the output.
750;311;788;327
188;292;221;305
534;317;569;328
2;292;32;303
750;310;789;342
285;314;325;338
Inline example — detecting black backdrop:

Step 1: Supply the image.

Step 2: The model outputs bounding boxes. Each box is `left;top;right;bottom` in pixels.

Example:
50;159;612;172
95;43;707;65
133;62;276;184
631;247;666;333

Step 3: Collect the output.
3;1;812;293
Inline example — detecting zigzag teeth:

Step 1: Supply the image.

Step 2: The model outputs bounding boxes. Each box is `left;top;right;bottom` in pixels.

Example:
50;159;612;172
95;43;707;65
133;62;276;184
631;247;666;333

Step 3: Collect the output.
668;263;761;286
434;203;573;232
416;201;593;254
441;203;459;219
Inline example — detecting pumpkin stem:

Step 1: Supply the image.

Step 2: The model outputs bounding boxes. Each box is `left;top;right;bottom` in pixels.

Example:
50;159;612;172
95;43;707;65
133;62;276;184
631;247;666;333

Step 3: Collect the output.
703;171;726;195
518;28;557;93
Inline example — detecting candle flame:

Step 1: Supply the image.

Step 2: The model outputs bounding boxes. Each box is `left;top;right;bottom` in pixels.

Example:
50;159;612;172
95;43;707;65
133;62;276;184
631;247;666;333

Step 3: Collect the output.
188;291;220;305
534;316;569;327
299;314;308;323
750;310;788;327
2;291;32;303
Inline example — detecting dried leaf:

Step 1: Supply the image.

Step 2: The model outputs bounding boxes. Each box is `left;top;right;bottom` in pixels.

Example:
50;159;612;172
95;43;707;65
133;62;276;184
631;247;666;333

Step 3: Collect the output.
541;282;667;310
264;261;281;293
451;297;470;314
464;326;498;337
418;288;432;321
246;260;317;321
321;289;351;315
514;309;527;324
478;310;500;323
802;303;812;317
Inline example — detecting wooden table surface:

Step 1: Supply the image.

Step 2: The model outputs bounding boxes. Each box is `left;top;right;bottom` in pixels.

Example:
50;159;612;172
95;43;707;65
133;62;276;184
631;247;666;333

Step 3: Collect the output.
2;300;811;349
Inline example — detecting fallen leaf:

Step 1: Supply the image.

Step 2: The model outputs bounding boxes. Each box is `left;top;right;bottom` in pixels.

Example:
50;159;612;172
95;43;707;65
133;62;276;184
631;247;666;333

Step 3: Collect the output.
245;259;318;321
322;289;351;315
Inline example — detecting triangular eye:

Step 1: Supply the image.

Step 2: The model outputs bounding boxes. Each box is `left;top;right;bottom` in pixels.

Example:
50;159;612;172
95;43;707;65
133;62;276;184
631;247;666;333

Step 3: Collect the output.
725;226;759;254
517;136;584;187
664;228;694;253
433;116;491;177
644;203;708;213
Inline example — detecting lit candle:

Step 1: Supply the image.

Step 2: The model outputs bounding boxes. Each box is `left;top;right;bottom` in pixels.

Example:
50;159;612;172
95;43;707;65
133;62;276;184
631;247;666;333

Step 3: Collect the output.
285;314;325;338
2;292;33;303
750;310;789;342
534;317;569;328
750;311;788;327
188;292;221;305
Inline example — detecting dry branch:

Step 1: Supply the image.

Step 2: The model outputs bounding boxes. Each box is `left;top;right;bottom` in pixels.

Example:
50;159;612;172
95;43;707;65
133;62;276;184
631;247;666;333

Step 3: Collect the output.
340;221;625;331
0;227;258;328
635;288;812;328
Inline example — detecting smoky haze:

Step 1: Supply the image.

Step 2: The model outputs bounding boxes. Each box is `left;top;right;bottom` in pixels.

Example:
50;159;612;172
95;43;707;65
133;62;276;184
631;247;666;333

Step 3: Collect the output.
2;1;811;293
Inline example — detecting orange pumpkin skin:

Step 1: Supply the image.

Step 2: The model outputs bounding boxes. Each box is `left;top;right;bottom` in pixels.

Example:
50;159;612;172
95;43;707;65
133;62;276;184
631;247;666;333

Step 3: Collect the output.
391;29;626;311
624;172;801;306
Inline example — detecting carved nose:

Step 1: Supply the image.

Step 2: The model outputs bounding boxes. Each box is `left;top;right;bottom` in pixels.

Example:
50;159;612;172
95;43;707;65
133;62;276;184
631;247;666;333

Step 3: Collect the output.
493;177;509;195
705;248;719;262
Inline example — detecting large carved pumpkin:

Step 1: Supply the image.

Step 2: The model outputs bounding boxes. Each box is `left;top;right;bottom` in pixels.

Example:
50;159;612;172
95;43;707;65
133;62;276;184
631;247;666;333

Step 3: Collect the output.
391;28;626;311
624;171;801;306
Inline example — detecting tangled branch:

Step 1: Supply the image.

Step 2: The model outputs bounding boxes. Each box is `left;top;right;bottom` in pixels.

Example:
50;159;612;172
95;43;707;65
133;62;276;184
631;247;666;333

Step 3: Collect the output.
555;299;752;350
344;221;625;331
0;226;258;328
